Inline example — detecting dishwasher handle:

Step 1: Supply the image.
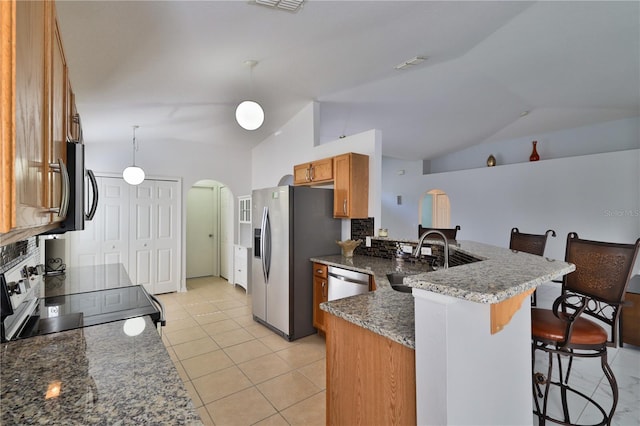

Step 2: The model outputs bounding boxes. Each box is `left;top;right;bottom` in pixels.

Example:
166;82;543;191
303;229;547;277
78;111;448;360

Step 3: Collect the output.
328;271;369;286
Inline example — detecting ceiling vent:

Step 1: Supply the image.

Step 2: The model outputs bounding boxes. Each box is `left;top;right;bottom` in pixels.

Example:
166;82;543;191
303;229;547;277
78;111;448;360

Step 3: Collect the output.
254;0;304;13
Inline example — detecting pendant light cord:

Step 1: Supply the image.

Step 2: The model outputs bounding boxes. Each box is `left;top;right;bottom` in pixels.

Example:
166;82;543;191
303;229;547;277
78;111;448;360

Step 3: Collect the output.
132;125;139;166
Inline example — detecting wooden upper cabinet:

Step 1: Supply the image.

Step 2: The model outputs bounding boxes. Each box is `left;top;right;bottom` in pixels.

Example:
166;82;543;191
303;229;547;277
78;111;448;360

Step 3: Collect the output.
49;14;67;224
1;0;72;243
333;153;369;219
312;262;329;333
13;0;50;231
293;156;333;185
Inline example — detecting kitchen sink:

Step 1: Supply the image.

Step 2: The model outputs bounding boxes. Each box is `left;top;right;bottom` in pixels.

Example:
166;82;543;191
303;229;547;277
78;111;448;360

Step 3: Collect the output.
386;272;415;293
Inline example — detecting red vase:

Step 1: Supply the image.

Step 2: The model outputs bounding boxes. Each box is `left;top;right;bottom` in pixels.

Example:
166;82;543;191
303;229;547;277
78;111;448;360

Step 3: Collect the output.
529;141;540;161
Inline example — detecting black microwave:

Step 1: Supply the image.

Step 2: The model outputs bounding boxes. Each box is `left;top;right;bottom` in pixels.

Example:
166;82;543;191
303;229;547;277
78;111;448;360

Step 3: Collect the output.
45;141;98;234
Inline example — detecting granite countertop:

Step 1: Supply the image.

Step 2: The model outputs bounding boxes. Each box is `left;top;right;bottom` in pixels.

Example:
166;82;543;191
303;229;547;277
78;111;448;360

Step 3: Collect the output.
1;316;201;425
313;240;575;349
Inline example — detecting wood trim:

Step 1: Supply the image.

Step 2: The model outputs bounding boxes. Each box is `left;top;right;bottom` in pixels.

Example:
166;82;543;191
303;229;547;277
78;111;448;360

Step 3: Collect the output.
326;314;416;425
0;0;16;233
490;288;535;334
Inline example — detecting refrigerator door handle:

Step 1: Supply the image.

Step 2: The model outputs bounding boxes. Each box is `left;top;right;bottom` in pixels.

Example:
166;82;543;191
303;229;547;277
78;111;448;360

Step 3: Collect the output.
261;206;272;283
264;207;272;282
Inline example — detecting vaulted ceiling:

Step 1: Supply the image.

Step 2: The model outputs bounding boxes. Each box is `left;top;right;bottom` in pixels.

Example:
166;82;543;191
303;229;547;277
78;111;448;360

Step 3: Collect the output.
56;0;640;161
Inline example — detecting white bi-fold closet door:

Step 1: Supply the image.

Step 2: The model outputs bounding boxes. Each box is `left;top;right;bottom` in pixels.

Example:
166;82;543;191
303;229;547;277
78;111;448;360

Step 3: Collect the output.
68;175;181;295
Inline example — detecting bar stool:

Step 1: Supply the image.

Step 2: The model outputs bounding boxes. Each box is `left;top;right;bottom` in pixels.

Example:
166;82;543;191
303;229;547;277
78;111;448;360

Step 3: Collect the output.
509;227;556;306
531;232;640;426
417;225;460;240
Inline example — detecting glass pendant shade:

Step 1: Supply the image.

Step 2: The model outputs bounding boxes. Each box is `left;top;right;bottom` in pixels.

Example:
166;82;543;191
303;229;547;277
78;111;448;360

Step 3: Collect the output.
235;100;265;130
123;166;145;185
123;125;145;185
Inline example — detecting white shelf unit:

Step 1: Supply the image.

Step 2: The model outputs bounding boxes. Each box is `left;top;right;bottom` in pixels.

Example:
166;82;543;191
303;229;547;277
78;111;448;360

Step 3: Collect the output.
233;244;249;290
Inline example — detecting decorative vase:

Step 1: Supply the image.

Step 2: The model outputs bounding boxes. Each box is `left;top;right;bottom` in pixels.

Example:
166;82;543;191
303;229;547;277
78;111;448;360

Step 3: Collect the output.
486;154;496;167
336;239;362;258
529;141;540;161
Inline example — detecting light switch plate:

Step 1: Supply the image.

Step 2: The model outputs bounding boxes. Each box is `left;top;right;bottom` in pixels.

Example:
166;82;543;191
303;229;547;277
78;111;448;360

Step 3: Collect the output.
421;247;432;255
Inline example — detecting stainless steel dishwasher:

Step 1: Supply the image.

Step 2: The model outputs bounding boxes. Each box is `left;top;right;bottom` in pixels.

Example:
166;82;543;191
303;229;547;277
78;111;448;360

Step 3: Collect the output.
327;266;370;301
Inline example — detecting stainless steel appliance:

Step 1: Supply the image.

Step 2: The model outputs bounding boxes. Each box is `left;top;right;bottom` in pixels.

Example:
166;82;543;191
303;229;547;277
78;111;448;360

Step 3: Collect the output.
327;266;370;301
1;257;164;342
252;186;341;340
46;141;98;234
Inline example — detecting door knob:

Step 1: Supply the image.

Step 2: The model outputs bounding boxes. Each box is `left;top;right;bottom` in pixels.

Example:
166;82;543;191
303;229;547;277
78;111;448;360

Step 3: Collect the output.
209;234;213;238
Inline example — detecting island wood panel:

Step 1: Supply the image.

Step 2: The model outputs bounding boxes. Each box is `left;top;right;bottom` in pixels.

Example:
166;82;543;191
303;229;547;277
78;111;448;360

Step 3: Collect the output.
326;313;416;426
490;288;534;334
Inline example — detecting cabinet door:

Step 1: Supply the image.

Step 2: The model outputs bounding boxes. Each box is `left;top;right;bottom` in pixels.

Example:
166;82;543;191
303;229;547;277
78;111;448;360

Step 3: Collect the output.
0;0;16;232
310;157;333;183
48;17;67;224
293;163;311;185
14;0;49;229
333;154;350;218
313;275;328;332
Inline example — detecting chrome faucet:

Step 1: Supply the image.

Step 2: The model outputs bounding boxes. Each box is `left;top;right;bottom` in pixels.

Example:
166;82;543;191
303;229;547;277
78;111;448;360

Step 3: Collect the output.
413;230;449;269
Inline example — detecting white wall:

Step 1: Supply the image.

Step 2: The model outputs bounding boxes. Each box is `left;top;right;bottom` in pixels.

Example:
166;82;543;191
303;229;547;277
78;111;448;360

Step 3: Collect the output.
383;149;640;273
428;116;640;173
381;157;424;239
252;102;383;236
84;139;252;289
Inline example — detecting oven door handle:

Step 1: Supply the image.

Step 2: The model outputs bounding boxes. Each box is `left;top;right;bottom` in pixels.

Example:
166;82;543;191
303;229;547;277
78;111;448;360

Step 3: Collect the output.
148;294;166;327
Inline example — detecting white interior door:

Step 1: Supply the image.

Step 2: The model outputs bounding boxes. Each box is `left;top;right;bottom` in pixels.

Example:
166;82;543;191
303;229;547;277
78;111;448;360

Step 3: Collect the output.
68;176;129;268
129;180;180;294
186;186;218;278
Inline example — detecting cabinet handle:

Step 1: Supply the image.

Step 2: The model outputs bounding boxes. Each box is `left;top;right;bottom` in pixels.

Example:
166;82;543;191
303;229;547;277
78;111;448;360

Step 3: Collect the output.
46;159;70;217
315;269;323;274
322;280;327;297
343;199;347;215
310;166;315;181
305;168;310;182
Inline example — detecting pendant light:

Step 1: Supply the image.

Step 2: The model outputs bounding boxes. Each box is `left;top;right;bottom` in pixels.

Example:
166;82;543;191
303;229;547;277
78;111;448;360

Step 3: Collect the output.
235;60;264;131
122;125;145;185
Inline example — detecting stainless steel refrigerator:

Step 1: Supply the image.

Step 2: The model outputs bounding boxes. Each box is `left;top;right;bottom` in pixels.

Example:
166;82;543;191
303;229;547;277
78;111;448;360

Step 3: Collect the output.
252;185;341;340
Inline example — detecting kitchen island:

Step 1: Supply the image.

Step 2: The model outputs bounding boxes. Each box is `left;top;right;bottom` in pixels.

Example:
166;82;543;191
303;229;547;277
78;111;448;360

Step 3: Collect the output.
0;264;201;425
314;240;575;425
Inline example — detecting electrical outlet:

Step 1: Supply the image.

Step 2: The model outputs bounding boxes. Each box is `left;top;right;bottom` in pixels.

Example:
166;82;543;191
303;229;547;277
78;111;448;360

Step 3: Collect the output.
421;247;432;256
401;245;413;254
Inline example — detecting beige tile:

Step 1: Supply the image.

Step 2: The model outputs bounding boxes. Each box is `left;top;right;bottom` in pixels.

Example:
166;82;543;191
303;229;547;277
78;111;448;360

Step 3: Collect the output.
232;314;256;327
196;405;214;426
201;318;241;336
294;333;326;352
173;336;220;360
206;387;277;426
224;305;252;318
281;391;326;426
276;344;324;369
253;413;290;426
164;316;199;332
183;380;203;408
165;346;178;363
183;302;219;315
182;349;234;380
192;366;253;404
212;328;255;348
215;299;246;310
244;323;275;339
260;334;297;352
257;371;320;411
223;340;272;364
165;307;191;321
164;326;208;346
194;311;230;325
297;359;326;390
238;353;293;385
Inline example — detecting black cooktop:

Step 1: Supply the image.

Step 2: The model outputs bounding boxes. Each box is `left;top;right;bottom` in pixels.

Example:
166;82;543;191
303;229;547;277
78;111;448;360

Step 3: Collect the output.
18;286;160;339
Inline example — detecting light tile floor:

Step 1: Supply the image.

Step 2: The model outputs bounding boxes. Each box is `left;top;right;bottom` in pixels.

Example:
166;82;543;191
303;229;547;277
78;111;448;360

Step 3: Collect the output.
158;277;639;425
156;276;326;426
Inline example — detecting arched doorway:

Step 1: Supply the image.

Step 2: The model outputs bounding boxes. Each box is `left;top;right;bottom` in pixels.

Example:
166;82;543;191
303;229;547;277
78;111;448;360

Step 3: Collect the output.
419;189;451;228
